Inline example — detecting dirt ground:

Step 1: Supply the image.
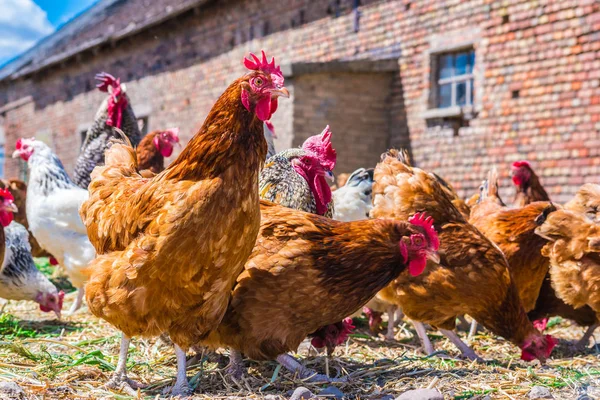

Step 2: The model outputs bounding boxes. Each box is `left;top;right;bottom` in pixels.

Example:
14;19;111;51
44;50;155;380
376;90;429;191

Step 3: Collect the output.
0;264;598;400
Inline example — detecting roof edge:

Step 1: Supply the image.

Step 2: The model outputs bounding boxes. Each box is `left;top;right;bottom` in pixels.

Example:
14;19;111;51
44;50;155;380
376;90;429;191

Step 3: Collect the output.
1;0;211;82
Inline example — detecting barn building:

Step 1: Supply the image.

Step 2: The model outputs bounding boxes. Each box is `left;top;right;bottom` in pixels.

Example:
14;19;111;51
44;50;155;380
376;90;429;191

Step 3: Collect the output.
0;0;598;201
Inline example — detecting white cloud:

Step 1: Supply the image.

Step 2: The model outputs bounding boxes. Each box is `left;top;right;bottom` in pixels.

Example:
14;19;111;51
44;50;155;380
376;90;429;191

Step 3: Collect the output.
0;0;54;64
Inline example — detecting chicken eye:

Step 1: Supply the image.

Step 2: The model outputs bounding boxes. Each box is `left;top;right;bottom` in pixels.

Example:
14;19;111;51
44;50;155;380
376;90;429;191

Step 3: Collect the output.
413;236;424;246
254;77;264;86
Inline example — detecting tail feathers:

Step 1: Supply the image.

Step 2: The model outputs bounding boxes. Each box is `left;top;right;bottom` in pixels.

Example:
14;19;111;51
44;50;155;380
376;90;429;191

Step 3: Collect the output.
383;149;411;166
104;128;137;169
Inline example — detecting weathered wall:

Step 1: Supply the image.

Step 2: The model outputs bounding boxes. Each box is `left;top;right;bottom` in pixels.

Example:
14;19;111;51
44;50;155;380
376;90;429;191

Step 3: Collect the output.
1;0;599;202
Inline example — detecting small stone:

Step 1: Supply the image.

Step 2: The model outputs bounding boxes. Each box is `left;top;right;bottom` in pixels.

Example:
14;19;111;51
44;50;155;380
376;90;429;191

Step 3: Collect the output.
264;395;279;400
529;386;554;399
289;386;316;400
0;382;25;400
396;389;444;400
319;386;345;399
378;395;395;400
587;386;600;398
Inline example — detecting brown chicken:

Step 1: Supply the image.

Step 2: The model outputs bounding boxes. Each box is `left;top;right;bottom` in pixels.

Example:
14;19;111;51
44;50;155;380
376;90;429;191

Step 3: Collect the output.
0;179;50;258
135;128;180;174
469;169;557;313
371;151;557;363
535;209;600;340
564;183;600;222
512;160;550;207
204;201;439;381
81;51;289;396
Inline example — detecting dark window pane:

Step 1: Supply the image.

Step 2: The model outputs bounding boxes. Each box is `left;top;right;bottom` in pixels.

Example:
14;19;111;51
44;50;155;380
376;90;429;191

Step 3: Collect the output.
455;52;469;75
439;54;453;79
469;78;474;104
467;51;475;73
439;83;452;108
456;82;467;106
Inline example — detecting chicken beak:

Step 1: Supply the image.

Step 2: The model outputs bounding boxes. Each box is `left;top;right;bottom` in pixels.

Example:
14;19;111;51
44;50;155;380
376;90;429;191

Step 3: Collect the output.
271;87;290;98
427;251;441;264
54;310;61;320
6;203;18;213
11;150;21;159
325;170;335;183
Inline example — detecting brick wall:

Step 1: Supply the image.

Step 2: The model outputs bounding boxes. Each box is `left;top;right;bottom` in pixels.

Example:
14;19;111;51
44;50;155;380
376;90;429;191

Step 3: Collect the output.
292;72;394;173
1;0;599;203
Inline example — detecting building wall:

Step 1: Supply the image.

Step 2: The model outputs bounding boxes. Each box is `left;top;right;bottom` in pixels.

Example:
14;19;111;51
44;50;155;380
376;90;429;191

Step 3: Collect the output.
293;72;394;173
1;0;599;202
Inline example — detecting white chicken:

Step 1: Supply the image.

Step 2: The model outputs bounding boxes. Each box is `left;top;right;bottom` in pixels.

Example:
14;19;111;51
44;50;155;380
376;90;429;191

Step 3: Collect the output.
13;138;96;315
0;188;63;318
333;168;374;222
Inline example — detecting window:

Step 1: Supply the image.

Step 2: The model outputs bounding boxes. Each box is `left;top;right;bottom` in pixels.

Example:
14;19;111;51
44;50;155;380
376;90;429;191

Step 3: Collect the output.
437;49;475;108
80;129;87;145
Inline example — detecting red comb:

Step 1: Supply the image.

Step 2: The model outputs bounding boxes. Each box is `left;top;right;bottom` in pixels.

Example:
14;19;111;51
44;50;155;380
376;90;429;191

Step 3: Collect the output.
512;160;531;169
243;51;284;85
408;212;439;250
0;188;14;202
302;125;337;171
95;72;120;92
336;318;356;346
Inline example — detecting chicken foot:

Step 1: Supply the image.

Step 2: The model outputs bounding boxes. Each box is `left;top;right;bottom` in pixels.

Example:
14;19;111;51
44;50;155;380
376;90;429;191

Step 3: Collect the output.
276;353;347;383
439;329;483;361
105;334;145;396
384;304;398;340
574;323;599;350
165;344;192;397
66;287;85;316
225;349;245;380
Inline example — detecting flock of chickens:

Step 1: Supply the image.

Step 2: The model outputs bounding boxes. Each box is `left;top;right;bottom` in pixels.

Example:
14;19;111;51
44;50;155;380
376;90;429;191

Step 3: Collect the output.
1;51;599;397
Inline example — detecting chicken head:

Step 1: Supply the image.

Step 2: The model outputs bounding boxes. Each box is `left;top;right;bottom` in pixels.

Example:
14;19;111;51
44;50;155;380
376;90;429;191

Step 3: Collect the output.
241;50;289;121
152;128;180;157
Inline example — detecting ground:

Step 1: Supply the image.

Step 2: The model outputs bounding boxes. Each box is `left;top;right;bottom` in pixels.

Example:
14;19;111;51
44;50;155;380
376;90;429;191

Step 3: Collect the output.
0;260;598;400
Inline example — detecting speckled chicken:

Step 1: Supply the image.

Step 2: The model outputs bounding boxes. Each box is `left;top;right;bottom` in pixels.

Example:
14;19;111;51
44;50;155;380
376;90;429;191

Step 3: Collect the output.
73;73;141;189
259;126;336;217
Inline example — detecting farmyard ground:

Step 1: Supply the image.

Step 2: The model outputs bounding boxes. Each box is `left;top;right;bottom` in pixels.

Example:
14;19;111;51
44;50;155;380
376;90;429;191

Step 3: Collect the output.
0;261;598;400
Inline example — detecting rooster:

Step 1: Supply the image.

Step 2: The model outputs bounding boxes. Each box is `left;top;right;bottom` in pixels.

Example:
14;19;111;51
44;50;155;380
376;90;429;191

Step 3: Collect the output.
332;167;374;222
12;139;96;315
135;128;180;174
535;209;600;336
371;150;557;363
259;126;336;217
204;201;439;382
512;160;550;207
0;189;64;318
80;51;289;396
73;73;142;189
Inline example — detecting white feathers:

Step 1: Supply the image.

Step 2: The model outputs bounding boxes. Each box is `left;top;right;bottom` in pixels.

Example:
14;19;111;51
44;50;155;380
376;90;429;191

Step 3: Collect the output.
333;168;374;222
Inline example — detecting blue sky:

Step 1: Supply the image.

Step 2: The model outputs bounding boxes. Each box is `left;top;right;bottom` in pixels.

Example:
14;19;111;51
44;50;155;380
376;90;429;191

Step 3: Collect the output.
0;0;98;66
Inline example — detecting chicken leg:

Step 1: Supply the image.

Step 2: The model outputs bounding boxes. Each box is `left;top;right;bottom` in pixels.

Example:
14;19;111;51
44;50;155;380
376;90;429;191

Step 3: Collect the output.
411;320;435;355
385;304;397;340
276;353;347;383
66;287;85;316
167;344;192;397
105;334;145;395
575;324;599;350
225;348;245;380
439;329;483;361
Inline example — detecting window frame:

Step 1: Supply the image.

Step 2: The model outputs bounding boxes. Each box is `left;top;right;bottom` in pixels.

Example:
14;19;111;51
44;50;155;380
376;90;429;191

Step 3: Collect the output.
436;49;475;109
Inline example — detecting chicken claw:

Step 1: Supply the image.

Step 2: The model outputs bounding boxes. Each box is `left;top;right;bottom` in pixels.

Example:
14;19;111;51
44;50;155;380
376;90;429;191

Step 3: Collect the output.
105;334;146;396
164;345;193;397
276;353;348;383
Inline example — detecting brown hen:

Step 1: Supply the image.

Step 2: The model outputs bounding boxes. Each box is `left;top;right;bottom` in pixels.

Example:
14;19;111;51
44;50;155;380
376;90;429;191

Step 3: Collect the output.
81;51;289;396
371;150;556;363
205;200;439;382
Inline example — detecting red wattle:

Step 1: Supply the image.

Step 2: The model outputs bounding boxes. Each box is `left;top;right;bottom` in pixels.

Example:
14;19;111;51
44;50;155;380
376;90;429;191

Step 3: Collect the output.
408;257;427;277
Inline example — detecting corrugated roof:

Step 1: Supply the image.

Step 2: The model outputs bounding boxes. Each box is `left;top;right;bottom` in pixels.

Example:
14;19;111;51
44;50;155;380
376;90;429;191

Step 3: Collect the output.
0;0;210;82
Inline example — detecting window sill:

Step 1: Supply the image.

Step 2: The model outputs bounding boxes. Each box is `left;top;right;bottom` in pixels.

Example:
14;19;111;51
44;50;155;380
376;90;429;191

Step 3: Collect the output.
421;105;475;120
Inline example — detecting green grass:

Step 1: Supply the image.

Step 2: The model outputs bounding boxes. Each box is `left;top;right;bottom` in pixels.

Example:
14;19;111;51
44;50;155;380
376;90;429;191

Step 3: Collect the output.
34;257;76;293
